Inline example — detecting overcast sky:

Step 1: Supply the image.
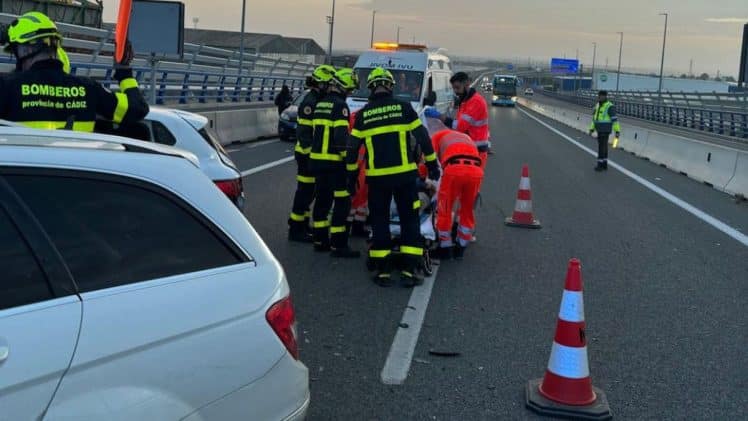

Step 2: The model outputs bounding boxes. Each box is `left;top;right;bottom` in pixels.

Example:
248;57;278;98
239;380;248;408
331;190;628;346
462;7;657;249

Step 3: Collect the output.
102;0;747;76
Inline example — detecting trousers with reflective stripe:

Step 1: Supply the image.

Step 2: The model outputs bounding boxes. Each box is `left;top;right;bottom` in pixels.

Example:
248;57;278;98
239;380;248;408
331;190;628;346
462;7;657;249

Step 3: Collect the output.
437;163;483;248
368;178;422;272
289;152;316;229
312;170;351;248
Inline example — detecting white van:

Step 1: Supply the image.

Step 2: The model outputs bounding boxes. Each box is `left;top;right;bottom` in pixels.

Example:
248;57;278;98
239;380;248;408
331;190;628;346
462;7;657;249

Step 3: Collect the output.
347;42;453;116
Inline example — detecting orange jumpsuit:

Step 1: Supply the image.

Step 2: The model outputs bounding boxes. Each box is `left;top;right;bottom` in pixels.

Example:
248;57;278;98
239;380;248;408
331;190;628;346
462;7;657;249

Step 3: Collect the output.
349;111;368;224
432;129;484;248
447;88;490;169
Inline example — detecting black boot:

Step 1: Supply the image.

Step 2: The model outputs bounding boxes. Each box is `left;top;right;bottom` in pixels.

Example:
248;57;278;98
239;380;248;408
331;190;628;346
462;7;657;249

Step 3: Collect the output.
453;244;465;261
594;161;605;172
433;246;452;261
602;160;608;170
400;269;424;288
313;241;331;252
330;246;361;258
288;221;313;243
373;258;394;287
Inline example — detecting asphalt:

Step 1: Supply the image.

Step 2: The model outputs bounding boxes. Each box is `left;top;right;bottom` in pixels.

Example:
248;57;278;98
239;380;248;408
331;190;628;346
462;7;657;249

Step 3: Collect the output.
228;95;747;421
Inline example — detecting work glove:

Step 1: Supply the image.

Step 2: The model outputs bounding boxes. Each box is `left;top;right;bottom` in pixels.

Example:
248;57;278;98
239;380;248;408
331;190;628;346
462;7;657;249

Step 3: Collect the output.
615;131;621;138
347;172;359;196
426;162;441;182
114;39;134;69
424;107;442;119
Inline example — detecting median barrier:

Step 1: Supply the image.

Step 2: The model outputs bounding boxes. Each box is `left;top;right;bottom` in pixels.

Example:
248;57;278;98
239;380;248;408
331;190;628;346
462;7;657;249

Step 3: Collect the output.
200;107;278;145
724;152;748;198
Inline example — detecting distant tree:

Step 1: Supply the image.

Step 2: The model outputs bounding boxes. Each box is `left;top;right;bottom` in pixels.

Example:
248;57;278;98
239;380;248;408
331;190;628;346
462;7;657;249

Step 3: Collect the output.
724;76;737;82
679;73;688;78
699;73;710;80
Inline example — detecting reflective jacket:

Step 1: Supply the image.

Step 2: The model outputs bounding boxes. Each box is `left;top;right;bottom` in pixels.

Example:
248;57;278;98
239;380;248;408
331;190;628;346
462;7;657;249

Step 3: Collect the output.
589;100;621;134
309;90;350;171
295;88;321;155
0;59;148;132
348;92;437;184
445;88;490;151
431;129;481;167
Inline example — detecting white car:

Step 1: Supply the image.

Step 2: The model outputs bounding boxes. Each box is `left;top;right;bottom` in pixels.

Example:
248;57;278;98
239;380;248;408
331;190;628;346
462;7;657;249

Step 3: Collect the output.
524;88;534;96
96;107;245;209
0;128;309;420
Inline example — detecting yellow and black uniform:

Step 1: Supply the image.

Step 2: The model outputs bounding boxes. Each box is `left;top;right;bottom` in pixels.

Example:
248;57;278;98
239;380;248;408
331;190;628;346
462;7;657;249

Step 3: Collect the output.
348;91;439;285
309;90;352;251
588;96;621;171
0;59;148;131
288;87;322;239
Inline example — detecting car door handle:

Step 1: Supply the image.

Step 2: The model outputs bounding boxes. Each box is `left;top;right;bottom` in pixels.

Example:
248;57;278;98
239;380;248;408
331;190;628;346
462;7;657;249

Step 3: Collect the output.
0;346;8;362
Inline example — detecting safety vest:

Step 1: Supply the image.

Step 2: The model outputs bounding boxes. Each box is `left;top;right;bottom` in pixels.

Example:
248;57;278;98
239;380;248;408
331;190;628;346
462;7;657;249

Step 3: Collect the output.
453;89;490;150
590;100;621;133
432;129;480;166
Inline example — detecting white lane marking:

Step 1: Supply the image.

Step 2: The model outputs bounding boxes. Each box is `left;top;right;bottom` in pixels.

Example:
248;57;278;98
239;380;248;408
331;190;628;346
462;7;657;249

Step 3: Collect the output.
240;155;294;177
518;107;748;247
381;265;440;385
227;138;281;153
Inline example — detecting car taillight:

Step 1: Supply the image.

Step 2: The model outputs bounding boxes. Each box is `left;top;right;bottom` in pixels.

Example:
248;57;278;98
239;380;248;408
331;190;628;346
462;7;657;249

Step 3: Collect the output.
214;178;243;201
266;296;299;359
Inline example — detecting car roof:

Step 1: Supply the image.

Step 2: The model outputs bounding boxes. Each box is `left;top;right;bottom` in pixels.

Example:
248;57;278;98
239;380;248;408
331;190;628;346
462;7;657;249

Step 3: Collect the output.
148;107;208;131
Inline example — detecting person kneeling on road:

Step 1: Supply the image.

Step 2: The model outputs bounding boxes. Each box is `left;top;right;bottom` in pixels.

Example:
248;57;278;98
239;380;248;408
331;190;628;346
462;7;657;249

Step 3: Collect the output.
309;68;361;258
0;12;148;131
348;67;440;288
425;119;484;261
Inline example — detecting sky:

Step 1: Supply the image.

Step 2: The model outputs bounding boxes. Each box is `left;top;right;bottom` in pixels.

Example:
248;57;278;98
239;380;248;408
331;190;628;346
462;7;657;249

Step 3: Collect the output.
101;0;748;77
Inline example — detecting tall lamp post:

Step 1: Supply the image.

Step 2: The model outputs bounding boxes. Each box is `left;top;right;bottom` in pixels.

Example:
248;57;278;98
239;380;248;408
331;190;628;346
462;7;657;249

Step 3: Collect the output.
396;26;403;43
238;0;246;74
658;12;669;95
327;0;336;64
369;10;376;48
591;42;597;89
616;32;623;92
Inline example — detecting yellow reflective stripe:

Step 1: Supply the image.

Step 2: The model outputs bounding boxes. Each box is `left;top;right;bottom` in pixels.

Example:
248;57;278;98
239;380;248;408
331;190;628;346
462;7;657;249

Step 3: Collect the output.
330;226;347;234
297;118;313;126
313;220;330;228
365;163;418;177
351;119;422;139
424;152;437;162
399;131;408;170
365;136;375;171
119;77;138;91
295;144;311;154
369;249;391;258
400;246;423;256
113;92;129;124
313;119;349;127
413;200;421;210
310;152;343;161
346;163;359;171
334;190;350;198
290;213;306;222
21;121;95;132
297;175;315;184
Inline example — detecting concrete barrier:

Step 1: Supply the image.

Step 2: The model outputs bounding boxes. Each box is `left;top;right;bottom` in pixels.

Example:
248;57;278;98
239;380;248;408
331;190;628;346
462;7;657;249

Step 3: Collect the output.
198;107;279;145
517;97;748;197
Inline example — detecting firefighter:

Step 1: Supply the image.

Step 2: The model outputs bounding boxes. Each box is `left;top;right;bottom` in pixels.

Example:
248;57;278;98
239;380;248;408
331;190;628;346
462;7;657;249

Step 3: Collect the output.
427;122;484;261
425;71;490;168
0;12;148;131
348;67;440;287
288;64;336;242
309;67;361;258
588;90;621;171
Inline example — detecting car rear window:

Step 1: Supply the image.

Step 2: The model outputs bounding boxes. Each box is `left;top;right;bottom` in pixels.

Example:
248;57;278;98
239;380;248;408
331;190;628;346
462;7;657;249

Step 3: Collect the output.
6;173;247;293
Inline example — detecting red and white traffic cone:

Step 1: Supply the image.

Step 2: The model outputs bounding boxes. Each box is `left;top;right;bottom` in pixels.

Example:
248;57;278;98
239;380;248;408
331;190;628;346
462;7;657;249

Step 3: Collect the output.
505;164;541;229
525;258;612;420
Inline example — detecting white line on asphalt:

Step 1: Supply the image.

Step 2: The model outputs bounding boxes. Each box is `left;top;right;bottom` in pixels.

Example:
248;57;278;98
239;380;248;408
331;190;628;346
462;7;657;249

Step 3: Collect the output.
239;155;294;177
247;138;281;148
381;265;440;385
517;107;748;247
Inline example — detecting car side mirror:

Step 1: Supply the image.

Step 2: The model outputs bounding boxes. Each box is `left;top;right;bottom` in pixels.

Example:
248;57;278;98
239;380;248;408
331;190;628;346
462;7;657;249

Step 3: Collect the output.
423;91;437;106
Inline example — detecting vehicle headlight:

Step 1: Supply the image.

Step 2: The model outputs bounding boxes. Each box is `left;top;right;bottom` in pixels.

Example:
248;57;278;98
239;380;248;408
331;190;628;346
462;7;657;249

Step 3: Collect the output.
280;111;291;121
492;95;499;100
511;96;518;102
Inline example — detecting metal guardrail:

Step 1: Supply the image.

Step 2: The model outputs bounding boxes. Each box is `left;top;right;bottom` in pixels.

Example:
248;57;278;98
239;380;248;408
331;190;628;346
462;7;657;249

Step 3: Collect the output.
544;89;748;140
0;13;310;106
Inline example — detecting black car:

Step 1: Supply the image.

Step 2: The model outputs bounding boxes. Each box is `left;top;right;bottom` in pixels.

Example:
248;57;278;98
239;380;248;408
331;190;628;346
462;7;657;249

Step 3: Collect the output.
278;91;309;141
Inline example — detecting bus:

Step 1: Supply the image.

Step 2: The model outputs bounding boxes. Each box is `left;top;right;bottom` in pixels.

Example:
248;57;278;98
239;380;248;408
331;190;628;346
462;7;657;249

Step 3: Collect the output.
348;42;453;116
492;74;518;106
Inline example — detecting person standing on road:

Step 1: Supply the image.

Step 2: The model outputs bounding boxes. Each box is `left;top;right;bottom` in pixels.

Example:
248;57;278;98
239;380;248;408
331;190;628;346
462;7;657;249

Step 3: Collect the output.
426;120;484;261
274;84;293;116
0;12;148;131
588;90;621;172
309;68;361;258
287;65;336;242
425;71;490;169
348;67;441;287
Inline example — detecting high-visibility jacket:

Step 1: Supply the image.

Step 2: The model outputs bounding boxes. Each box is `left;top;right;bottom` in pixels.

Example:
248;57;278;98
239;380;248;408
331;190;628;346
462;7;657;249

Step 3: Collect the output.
589;100;621;134
431;129;481;167
295;88;321;155
0;59;148;132
309;91;350;172
445;88;490;151
348;92;437;184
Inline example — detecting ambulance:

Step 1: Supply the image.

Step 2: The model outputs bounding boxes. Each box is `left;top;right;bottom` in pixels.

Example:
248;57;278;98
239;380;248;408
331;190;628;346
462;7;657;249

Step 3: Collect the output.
347;42;454;116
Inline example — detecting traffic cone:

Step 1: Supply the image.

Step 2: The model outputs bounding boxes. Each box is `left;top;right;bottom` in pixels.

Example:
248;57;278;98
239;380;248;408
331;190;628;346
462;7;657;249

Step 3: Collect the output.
505;164;541;229
525;258;612;420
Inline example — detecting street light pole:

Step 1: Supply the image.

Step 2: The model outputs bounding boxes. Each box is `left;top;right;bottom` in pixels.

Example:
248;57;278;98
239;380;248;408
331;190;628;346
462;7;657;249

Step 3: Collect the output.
238;0;246;75
396;26;403;43
327;0;336;64
658;12;668;95
616;32;623;92
591;42;597;89
369;10;376;48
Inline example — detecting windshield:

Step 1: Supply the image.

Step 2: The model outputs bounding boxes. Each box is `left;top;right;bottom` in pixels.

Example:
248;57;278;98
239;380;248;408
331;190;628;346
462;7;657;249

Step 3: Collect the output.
493;77;517;95
352;68;424;102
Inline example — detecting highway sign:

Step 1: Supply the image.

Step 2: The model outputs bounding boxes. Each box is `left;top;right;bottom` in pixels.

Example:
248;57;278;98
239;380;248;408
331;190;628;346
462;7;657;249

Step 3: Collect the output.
550;58;579;74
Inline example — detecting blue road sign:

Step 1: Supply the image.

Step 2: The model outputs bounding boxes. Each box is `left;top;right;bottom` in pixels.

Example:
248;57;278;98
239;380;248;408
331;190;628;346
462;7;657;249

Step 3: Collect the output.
507;64;514;70
550;58;579;74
